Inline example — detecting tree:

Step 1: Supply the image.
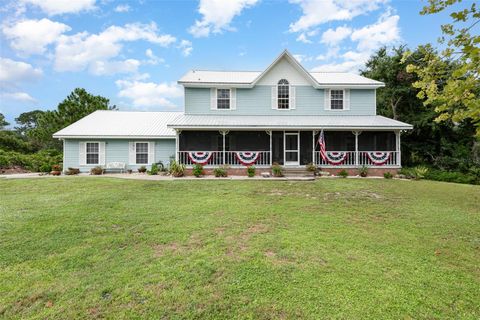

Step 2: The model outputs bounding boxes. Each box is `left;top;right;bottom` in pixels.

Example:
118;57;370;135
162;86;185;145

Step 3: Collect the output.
15;110;45;135
0;113;9;130
361;46;416;120
362;46;478;170
30;88;116;149
405;0;480;137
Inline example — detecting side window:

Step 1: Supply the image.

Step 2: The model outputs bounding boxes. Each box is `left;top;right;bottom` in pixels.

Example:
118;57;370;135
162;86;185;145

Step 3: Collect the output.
330;89;344;110
217;89;230;109
135;142;149;164
86;142;99;164
277;79;289;109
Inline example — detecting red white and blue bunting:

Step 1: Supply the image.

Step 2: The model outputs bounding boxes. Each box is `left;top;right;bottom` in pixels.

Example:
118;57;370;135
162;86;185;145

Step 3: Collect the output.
235;152;260;165
188;151;213;165
321;151;349;165
366;151;390;165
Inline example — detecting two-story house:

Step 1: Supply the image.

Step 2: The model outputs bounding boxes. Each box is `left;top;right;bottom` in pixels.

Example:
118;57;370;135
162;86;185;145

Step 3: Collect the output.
54;50;412;175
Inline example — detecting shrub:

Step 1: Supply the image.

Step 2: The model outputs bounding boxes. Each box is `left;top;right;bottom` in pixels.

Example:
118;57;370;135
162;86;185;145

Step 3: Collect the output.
0;149;62;172
213;165;228;177
169;160;185;177
247;166;255;177
138;166;147;173
147;163;159;175
306;162;317;172
90;166;103;175
412;166;428;180
192;164;204;177
384;172;393;179
66;167;80;175
338;169;348;178
271;162;283;177
359;165;368;177
424;168;479;185
39;163;52;173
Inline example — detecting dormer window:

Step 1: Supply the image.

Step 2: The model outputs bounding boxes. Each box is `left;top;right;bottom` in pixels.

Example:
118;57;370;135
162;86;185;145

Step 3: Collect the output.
330;89;344;110
217;89;230;109
277;79;289;109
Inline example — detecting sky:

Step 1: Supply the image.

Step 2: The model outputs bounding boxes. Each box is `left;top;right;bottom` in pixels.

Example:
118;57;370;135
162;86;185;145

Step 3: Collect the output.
0;0;464;124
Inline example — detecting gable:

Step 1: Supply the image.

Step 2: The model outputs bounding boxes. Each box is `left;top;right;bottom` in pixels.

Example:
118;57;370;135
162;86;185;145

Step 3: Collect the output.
255;56;312;86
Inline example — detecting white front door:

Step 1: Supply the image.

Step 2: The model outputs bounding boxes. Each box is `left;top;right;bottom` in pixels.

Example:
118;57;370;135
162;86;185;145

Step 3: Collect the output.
284;132;299;166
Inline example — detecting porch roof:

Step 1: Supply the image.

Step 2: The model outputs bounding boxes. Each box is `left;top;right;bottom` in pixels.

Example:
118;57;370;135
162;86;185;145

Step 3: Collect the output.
168;115;413;130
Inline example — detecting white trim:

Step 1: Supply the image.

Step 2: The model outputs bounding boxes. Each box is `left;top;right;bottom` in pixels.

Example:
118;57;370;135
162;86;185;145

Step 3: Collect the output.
54;135;175;139
168;125;413;130
134;141;150;165
211;88;234;111
179;82;385;89
84;141;101;166
325;88;348;111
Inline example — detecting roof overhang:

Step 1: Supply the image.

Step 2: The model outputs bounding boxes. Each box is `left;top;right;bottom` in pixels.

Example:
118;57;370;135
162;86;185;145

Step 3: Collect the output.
53;135;175;139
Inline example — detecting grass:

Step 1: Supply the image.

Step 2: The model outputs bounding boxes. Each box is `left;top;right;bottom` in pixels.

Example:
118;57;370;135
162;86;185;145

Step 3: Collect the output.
0;177;479;319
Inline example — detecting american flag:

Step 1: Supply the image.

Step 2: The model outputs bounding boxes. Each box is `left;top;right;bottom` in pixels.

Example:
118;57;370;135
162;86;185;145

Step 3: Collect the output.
318;129;327;161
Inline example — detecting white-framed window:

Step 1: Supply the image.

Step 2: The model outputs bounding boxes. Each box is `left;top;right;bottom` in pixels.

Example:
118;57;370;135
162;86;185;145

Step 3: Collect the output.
330;89;344;110
135;142;149;164
86;142;99;164
277;79;289;109
217;88;230;109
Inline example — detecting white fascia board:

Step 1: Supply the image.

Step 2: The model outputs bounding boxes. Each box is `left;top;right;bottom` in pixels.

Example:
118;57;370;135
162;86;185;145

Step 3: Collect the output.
316;84;385;89
178;82;253;88
167;125;413;130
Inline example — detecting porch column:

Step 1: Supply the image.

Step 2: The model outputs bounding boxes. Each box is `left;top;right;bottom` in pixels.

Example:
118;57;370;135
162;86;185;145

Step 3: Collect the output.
395;130;401;166
220;130;228;165
175;129;181;162
353;131;361;166
312;130;318;165
267;130;272;165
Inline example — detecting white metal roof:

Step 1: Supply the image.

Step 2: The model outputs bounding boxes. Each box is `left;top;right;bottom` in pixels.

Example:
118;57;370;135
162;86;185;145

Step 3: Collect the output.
53;110;181;139
178;50;384;88
168;114;413;130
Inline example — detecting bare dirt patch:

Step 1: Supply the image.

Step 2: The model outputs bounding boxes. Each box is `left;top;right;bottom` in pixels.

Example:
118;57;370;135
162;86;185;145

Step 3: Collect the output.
0;166;30;175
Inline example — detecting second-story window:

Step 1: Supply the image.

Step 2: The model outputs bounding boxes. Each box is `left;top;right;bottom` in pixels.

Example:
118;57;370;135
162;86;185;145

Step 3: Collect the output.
330;89;344;110
277;79;289;109
217;89;230;109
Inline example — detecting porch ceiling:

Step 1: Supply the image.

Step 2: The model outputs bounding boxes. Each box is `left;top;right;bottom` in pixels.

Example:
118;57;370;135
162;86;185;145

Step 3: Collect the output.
168;115;413;130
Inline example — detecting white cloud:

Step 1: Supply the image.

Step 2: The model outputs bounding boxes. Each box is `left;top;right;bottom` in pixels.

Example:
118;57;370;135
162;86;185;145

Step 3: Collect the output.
2;18;71;55
21;0;96;16
0;57;42;83
145;49;165;65
115;80;183;108
89;59;141;76
189;0;259;37
54;23;176;73
0;91;36;103
312;12;400;73
320;26;352;46
114;4;130;13
178;40;193;57
296;29;318;44
351;11;400;51
293;54;313;63
289;0;385;32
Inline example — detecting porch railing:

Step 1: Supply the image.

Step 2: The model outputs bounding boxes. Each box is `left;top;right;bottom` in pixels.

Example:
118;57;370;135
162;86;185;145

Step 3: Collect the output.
178;151;271;167
315;151;400;167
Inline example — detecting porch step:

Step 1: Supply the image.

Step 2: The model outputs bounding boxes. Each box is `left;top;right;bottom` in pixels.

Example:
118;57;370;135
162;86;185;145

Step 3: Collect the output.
282;167;314;177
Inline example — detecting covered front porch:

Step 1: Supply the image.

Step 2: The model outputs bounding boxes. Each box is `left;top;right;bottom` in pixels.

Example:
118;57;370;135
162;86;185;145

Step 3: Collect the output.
175;130;401;168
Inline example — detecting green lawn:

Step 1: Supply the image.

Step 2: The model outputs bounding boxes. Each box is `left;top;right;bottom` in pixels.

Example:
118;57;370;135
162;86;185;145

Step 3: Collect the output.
0;178;479;319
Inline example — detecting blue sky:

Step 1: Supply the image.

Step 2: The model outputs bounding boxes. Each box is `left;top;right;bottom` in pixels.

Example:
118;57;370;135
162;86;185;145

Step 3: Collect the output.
0;0;462;124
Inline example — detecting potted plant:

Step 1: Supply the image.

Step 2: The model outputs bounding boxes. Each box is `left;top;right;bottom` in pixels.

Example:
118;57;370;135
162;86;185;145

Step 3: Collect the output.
359;165;368;177
338;169;348;178
138;166;147;173
193;164;204;177
90;166;103;175
213;165;229;178
51;164;62;176
169;160;186;177
247;166;256;177
271;162;283;177
306;162;317;176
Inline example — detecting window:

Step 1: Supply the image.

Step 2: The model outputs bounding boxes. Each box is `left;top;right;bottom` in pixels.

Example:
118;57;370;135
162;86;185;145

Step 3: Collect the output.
86;142;99;164
217;89;230;109
330;89;344;110
277;79;289;109
136;142;148;164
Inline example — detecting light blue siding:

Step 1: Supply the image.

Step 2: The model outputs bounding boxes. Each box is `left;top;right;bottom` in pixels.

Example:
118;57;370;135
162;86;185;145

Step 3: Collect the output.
184;86;376;115
63;139;175;172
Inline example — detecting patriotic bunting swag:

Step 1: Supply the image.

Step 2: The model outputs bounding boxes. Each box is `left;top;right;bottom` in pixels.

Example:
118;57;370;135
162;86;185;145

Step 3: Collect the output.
235;152;260;165
322;151;349;165
366;151;390;165
188;152;213;165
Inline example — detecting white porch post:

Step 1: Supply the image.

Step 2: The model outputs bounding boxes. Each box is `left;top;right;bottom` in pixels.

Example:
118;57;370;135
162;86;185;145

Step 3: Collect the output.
312;130;317;165
220;130;227;165
353;131;361;166
267;130;272;165
175;129;180;162
396;130;401;167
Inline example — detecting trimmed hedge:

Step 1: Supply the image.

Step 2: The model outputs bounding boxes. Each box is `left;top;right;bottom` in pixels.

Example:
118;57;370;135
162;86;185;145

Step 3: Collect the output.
0;149;62;172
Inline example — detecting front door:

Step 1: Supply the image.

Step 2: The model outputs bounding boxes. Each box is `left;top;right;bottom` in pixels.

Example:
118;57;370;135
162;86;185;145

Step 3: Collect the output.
284;132;299;166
